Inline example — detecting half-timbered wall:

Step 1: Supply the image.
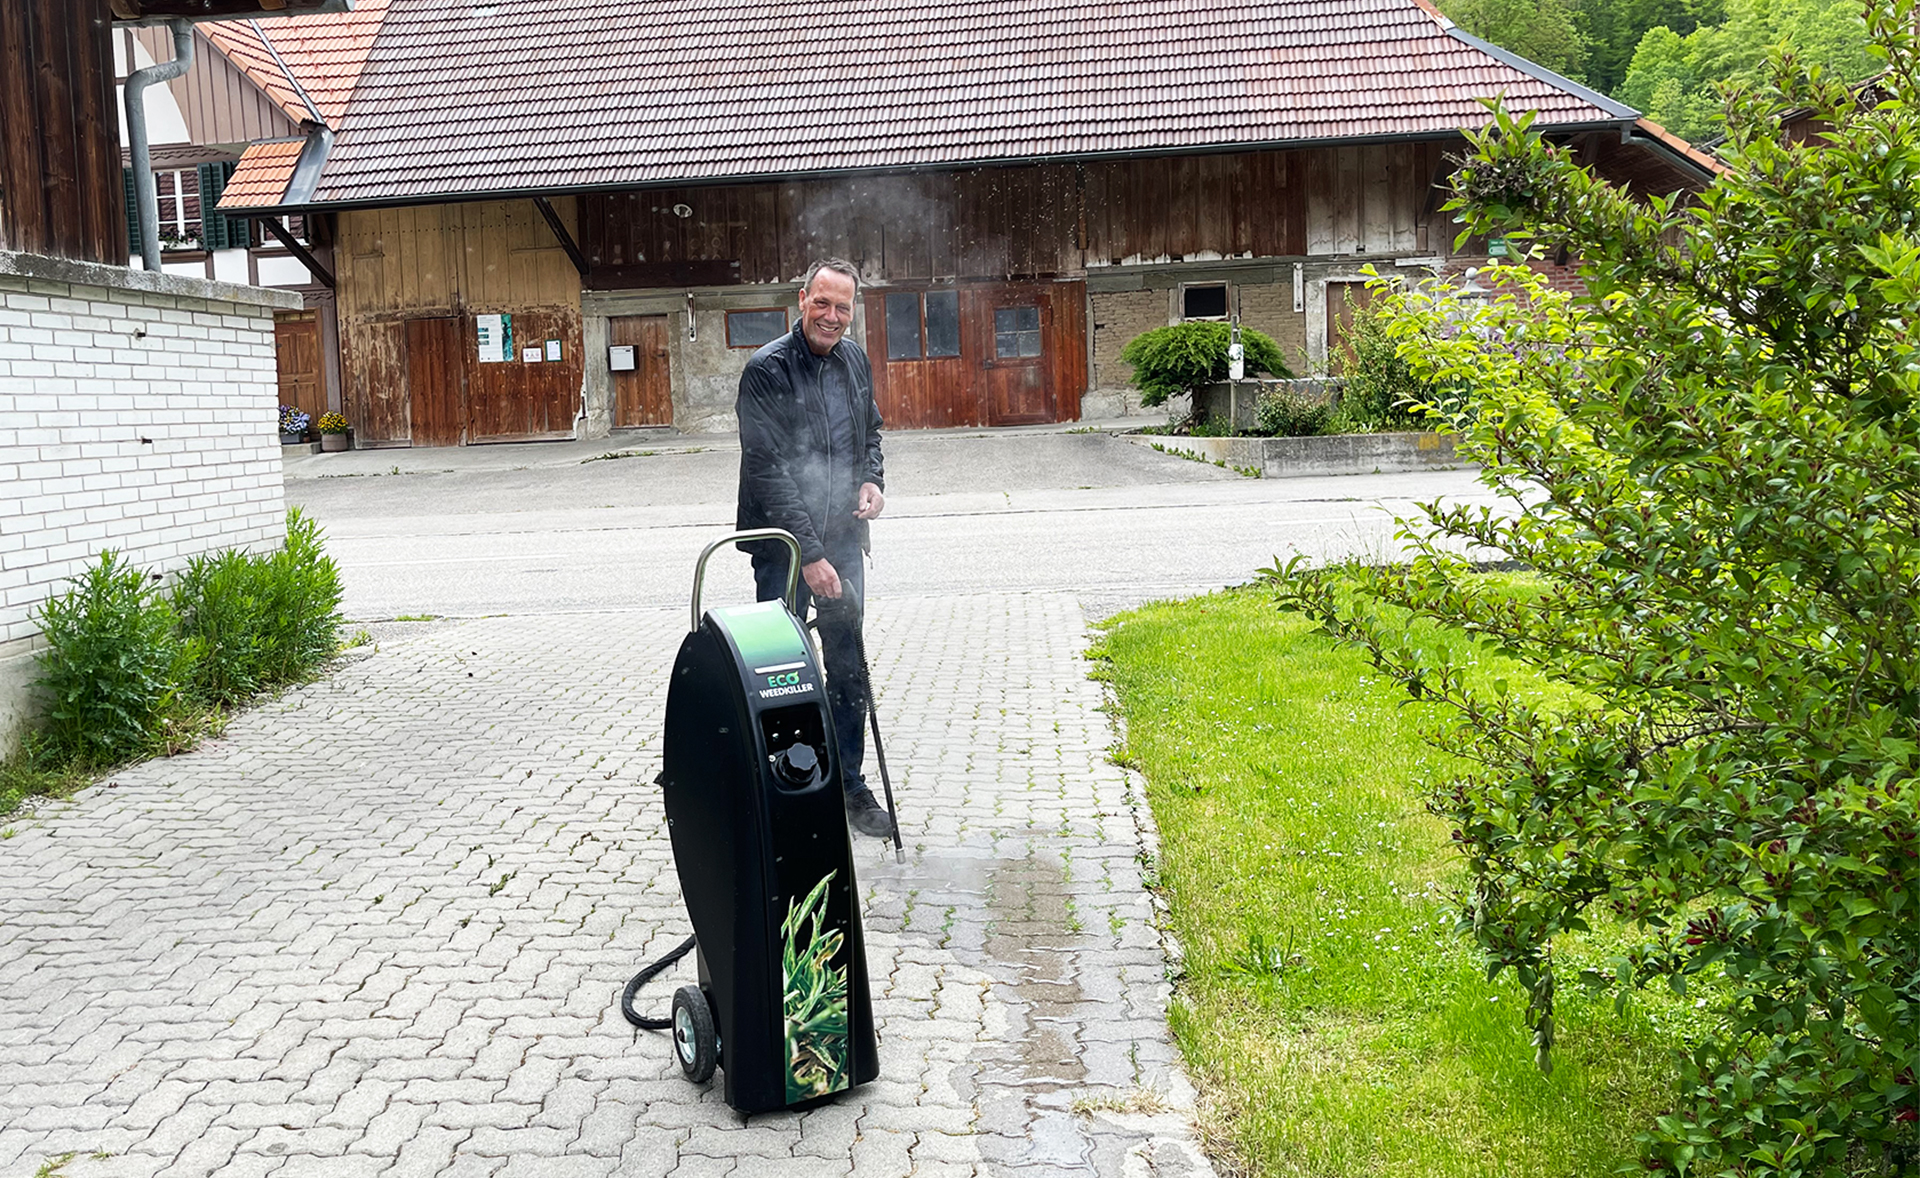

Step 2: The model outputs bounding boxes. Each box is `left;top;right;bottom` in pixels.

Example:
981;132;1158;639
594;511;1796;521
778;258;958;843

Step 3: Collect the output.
335;198;584;446
0;0;126;266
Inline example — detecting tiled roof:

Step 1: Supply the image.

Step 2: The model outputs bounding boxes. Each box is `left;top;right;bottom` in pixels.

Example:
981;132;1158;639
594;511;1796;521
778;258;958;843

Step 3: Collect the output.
217;140;306;211
309;0;1639;206
204;0;391;126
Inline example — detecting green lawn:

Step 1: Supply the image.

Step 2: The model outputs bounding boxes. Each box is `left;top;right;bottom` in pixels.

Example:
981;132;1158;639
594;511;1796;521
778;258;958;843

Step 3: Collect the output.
1093;586;1704;1178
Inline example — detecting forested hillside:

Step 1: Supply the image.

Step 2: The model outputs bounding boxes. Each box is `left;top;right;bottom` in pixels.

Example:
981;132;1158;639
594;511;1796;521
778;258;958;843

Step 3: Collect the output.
1439;0;1877;141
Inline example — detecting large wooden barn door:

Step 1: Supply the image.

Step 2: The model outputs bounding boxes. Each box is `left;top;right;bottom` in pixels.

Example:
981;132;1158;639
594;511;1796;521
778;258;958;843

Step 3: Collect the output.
868;281;1086;429
866;289;974;429
467;309;581;443
610;314;672;427
406;317;465;447
273;310;323;427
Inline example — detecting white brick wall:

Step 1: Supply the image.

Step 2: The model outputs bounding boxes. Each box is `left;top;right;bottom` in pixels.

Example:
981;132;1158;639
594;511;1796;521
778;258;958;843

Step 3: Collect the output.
0;250;302;741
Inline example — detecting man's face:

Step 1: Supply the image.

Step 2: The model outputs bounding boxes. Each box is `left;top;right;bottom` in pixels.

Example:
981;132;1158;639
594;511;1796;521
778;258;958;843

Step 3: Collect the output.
799;269;857;355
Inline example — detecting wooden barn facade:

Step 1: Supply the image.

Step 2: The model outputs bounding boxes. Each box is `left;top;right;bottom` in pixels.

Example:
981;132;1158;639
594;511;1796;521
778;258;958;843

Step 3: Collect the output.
219;0;1718;446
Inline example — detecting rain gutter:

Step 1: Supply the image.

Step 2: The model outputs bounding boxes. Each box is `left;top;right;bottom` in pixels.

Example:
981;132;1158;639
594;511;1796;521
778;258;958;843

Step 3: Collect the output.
124;20;194;271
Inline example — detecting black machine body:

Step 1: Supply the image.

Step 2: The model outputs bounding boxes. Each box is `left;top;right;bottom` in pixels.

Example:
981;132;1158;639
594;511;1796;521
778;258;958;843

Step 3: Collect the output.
659;534;879;1113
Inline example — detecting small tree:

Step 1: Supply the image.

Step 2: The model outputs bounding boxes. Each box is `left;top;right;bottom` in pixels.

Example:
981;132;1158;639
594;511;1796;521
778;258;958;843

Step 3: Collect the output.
1271;6;1919;1174
1119;322;1292;407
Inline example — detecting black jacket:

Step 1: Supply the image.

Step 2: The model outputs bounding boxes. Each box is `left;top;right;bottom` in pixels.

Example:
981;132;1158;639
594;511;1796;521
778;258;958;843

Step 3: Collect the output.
735;324;886;566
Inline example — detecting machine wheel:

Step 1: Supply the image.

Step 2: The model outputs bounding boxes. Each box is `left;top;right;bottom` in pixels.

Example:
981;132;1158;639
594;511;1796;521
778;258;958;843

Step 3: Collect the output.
671;985;718;1083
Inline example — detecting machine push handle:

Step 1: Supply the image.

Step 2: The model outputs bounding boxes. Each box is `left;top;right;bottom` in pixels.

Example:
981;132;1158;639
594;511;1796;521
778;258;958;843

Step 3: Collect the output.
690;529;803;631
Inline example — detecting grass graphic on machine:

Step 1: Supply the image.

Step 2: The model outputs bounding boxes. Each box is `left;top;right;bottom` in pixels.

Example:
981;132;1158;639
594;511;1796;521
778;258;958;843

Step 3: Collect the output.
781;871;850;1101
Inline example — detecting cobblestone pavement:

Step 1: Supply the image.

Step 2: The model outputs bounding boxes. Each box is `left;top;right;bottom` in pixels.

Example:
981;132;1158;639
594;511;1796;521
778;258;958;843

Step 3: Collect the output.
0;592;1211;1177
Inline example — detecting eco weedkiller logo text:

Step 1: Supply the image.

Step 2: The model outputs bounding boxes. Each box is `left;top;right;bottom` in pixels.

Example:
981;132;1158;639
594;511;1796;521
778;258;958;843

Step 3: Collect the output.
759;671;816;700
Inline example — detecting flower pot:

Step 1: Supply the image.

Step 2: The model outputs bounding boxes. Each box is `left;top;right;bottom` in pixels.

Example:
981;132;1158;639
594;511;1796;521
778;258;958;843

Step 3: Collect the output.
280;431;305;445
320;433;349;452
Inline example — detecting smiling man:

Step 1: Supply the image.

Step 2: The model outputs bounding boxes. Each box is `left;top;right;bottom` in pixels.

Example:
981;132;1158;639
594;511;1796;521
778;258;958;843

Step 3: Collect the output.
735;258;891;837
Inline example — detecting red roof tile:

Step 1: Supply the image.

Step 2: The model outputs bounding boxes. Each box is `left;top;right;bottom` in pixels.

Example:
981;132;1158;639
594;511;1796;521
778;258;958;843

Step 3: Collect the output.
218;140;306;211
204;0;391;125
309;0;1638;205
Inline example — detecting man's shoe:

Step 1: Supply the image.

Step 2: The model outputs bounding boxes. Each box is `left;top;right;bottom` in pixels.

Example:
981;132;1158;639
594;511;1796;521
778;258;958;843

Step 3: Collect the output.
845;789;894;839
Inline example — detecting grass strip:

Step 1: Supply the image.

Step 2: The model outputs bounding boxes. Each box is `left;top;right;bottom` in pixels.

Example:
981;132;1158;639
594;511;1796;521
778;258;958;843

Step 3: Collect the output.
1093;585;1707;1178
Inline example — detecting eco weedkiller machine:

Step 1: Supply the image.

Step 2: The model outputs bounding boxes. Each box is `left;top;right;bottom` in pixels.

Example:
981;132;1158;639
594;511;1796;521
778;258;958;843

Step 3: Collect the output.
619;530;886;1113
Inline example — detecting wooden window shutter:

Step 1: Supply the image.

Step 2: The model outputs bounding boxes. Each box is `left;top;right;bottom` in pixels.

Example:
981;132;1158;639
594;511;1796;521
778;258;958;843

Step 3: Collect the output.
123;168;142;256
197;161;239;250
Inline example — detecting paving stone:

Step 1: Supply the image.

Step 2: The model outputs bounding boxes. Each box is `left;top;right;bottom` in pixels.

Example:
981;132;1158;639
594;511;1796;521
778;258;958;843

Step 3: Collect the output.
0;597;1212;1177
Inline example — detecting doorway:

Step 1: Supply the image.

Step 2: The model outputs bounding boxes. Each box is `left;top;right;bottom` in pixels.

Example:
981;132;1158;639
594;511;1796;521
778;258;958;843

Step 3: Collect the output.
406;317;465;447
610;314;672;428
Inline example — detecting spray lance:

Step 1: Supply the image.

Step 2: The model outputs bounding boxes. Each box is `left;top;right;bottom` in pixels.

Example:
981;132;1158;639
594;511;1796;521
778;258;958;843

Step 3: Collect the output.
810;583;905;863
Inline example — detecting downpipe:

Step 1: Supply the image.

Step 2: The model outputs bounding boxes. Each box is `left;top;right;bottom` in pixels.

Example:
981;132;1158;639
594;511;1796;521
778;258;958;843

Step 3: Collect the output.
125;20;194;271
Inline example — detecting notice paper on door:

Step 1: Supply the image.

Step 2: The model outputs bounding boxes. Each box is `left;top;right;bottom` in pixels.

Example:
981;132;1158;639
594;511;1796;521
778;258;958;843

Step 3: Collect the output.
476;313;512;363
545;339;562;362
522;346;543;363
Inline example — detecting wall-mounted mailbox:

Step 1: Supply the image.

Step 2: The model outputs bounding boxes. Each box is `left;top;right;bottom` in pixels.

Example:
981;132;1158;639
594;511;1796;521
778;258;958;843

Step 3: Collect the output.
609;345;637;371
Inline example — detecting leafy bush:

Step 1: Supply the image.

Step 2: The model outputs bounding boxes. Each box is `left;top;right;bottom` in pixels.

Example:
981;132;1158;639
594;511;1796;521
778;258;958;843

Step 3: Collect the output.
1119;322;1293;407
33;551;182;763
316;412;348;435
25;509;344;782
261;508;345;682
1253;384;1332;437
1270;13;1920;1176
1331;295;1442;432
172;508;343;704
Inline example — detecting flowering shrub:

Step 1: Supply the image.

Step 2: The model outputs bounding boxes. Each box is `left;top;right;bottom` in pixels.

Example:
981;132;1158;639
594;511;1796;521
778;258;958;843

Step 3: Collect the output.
278;406;310;435
316;412;349;435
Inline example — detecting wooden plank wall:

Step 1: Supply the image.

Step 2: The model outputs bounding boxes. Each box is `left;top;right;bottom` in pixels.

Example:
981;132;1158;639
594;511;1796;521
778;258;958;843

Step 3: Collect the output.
0;0;126;265
580;141;1455;286
335;198;584;445
132;26;301;146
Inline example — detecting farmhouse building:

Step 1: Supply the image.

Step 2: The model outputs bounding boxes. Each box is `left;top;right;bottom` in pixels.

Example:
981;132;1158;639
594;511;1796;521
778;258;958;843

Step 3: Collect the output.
219;0;1717;447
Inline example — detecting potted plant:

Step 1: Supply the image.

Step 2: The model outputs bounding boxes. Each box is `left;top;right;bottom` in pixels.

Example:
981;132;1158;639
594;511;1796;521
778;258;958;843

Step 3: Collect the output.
316;412;350;452
278;406;311;445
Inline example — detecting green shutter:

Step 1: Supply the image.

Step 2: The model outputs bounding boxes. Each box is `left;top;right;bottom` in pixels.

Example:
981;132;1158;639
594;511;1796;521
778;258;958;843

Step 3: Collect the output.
123;167;143;257
198;161;239;250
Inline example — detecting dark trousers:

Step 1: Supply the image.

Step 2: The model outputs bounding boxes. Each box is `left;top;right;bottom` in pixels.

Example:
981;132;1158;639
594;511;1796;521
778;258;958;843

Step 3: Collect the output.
752;543;868;798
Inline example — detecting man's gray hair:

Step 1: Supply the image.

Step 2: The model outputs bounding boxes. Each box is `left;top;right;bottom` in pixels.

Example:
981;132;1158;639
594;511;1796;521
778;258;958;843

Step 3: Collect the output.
801;258;860;295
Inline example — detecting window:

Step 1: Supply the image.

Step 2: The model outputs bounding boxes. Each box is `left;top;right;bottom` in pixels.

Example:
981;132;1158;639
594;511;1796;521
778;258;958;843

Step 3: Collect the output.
258;214;308;247
993;306;1042;359
885;293;921;360
924;290;960;357
154;169;202;249
726;309;788;348
1182;283;1229;321
882;290;961;361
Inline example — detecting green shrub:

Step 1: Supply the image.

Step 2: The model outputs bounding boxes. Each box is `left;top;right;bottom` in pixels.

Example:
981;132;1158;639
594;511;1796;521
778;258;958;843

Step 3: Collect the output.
33;551;182;764
261;508;344;683
172;508;343;704
21;508;345;790
1119;322;1293;407
1331;297;1440;432
1272;19;1920;1174
1253;384;1332;437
